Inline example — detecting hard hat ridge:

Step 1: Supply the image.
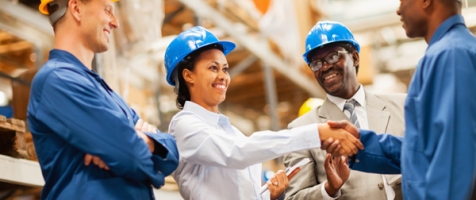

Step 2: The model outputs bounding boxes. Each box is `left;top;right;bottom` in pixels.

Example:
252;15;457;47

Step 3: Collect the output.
303;21;360;64
164;26;236;86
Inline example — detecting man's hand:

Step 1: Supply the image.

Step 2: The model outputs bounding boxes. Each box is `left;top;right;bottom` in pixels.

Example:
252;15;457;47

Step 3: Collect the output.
137;130;155;153
135;119;156;153
84;154;109;170
267;168;300;200
135;119;157;133
326;120;360;139
318;123;363;156
324;154;350;197
84;119;157;169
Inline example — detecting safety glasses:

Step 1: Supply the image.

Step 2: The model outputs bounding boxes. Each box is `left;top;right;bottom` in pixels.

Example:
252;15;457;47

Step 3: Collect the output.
309;50;348;72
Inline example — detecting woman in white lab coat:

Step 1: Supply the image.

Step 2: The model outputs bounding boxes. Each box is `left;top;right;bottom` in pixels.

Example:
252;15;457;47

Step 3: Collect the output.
163;26;361;200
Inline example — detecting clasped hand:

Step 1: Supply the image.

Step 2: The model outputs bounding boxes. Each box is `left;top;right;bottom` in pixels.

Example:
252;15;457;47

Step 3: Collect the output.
319;120;363;156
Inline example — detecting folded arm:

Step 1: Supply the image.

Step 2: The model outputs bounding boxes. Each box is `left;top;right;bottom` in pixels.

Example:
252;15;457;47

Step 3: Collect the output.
34;69;176;187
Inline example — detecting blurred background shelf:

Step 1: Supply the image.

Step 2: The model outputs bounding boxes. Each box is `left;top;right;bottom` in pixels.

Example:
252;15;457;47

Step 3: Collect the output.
0;154;43;187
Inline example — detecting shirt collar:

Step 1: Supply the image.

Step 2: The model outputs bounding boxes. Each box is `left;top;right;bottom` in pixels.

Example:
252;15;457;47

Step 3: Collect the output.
49;49;112;90
49;49;100;76
429;14;465;47
326;85;366;111
183;101;224;125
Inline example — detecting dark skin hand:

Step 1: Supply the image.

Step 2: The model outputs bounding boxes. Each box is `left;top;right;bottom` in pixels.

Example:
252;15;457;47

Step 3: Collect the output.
268;167;301;199
324;120;361;157
318;123;363;156
324;154;350;197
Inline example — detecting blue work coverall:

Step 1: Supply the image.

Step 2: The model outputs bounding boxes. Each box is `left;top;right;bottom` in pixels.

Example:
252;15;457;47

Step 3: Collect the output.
349;15;476;200
28;49;179;200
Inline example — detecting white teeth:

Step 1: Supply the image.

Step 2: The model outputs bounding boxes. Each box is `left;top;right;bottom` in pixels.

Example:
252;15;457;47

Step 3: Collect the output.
325;74;337;80
214;84;226;89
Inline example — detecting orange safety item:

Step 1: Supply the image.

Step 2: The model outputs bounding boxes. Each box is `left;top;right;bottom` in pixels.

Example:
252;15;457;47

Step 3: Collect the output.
39;0;119;15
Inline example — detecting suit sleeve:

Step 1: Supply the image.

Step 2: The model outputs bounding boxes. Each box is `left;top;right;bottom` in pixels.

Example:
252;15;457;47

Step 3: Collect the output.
283;150;329;200
34;69;172;188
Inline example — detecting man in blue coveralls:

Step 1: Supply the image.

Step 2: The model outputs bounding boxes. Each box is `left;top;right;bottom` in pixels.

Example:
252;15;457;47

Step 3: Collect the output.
28;0;179;199
327;0;476;199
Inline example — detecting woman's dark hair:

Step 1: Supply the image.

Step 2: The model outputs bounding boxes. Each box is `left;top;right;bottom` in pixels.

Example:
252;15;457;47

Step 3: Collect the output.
174;44;225;109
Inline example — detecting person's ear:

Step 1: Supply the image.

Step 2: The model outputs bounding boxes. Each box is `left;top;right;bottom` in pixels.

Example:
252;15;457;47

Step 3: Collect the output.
422;0;432;9
182;69;194;85
352;51;360;67
69;0;82;22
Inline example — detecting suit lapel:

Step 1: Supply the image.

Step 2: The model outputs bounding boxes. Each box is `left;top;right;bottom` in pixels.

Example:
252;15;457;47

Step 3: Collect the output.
365;92;390;134
318;98;349;122
365;93;403;184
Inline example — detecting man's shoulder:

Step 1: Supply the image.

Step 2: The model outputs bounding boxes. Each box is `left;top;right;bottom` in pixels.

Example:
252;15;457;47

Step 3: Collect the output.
428;27;476;57
288;106;321;128
35;58;86;82
371;92;407;103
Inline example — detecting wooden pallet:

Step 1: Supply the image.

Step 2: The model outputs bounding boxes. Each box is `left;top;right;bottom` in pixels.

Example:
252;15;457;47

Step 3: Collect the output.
0;116;33;160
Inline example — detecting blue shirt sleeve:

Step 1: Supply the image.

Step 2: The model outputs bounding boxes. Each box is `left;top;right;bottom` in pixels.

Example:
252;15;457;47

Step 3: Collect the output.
349;130;402;174
130;108;179;176
33;68;175;188
409;47;476;199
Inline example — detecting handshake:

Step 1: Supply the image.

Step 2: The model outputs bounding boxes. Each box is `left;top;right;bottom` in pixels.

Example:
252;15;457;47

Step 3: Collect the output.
318;120;363;156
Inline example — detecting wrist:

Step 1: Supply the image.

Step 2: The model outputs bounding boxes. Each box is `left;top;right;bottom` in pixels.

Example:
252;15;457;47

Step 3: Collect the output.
318;124;329;141
324;181;339;197
147;137;155;153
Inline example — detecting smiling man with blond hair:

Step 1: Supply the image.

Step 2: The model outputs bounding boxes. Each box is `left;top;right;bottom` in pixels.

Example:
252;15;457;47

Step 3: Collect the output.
28;0;179;199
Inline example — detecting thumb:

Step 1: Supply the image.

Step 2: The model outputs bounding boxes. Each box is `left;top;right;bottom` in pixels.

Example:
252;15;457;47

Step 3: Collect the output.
324;153;332;171
328;120;360;139
84;154;93;166
135;119;143;130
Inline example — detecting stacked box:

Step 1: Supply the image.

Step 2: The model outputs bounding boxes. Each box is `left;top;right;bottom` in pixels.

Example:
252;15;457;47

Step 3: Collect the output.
0;115;35;160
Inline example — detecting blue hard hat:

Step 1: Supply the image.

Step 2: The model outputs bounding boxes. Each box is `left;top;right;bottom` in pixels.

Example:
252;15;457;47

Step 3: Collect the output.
164;26;236;86
302;21;360;64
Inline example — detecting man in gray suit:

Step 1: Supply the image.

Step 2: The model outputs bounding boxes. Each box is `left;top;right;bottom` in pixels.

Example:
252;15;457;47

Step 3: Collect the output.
283;21;405;200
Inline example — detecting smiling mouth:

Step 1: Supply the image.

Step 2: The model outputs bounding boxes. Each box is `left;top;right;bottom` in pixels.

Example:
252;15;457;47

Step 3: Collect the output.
322;72;339;83
212;83;227;92
325;73;337;80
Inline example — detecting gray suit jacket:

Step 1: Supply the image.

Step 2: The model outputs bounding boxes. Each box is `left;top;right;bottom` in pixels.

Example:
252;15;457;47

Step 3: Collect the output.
284;92;406;200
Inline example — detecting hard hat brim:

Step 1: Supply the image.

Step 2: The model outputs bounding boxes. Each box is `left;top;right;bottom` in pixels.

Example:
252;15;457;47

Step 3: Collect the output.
166;40;236;86
302;39;360;64
39;0;53;15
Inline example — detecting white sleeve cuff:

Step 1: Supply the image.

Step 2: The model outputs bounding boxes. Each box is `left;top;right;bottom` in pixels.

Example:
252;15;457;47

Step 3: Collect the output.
288;123;321;149
320;181;342;200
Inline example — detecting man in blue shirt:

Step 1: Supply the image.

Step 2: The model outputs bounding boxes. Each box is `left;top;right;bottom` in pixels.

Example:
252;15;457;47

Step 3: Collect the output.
28;0;179;199
329;0;476;199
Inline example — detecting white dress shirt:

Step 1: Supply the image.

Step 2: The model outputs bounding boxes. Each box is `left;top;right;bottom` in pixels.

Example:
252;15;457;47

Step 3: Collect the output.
322;85;395;200
169;101;321;200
